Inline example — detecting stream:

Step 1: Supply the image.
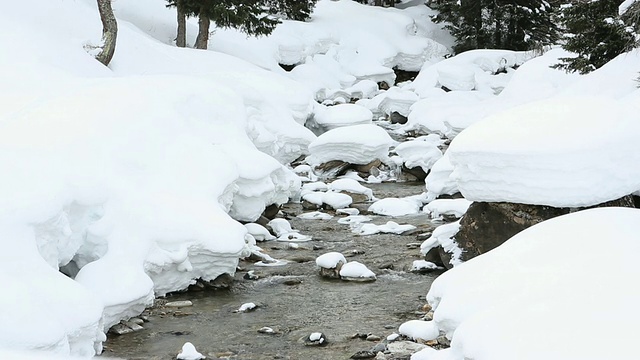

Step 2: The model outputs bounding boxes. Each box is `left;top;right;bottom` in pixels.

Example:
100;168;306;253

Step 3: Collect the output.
101;182;443;360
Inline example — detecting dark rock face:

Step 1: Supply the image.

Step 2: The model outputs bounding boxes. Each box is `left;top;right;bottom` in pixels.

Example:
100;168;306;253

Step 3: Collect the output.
455;202;569;263
453;195;635;264
389;111;408;125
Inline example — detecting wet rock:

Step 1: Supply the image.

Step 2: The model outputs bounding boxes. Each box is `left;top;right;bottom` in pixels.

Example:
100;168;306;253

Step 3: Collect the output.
455;196;636;264
258;327;278;335
304;332;328;346
415;232;432;241
387;341;428;355
312;244;325;251
128;317;144;326
389;111;408;125
316;252;347;279
124;321;144;332
437;335;451;347
354;159;382;176
244;270;261;280
423;246;445;268
109;323;134;335
366;334;382;342
378;262;394;270
371;343;387;353
208;273;234;289
422;311;434;321
405;242;421;249
287;255;316;263
165;300;193;308
262;203;280;220
315;160;352;179
282;278;302;286
351;350;377;359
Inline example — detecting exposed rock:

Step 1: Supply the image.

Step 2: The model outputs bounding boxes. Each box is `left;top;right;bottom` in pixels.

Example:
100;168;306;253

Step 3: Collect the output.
387;341;427;355
366;334;382;342
351;350;377;359
109;323;134;335
389;111;408;125
401;164;426;182
165;300;193;308
454;196;635;263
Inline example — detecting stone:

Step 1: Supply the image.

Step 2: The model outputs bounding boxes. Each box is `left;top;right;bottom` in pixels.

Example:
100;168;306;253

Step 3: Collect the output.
437;336;451;347
283;278;303;286
454;196;635;264
422;311;434;321
129;317;144;325
389;111;408;125
244;270;261;280
366;334;382;342
351;350;377;359
387;341;428;355
109;323;133;335
258;327;278;334
124;321;144;332
370;343;387;353
304;332;328;346
165;300;193;308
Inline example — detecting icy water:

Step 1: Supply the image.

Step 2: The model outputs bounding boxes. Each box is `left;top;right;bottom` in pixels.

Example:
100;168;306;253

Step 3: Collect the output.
101;182;442;360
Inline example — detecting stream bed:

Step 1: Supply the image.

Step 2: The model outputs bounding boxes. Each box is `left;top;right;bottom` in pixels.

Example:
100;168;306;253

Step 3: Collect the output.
101;182;443;360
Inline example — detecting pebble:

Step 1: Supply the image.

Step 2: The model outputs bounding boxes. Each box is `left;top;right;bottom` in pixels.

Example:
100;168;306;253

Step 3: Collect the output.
124;321;144;332
283;278;302;286
128;317;144;325
383;325;395;329
370;343;386;353
312;244;325;250
386;333;400;341
165;300;193;308
244;270;261;280
405;242;421;249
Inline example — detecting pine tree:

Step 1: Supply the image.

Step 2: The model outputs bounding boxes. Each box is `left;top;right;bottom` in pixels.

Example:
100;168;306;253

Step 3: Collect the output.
166;0;317;50
553;0;637;74
432;0;561;54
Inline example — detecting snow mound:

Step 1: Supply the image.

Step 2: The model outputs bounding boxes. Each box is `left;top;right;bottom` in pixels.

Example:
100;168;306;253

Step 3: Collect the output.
328;178;376;201
426;207;640;360
398;320;439;341
312;103;373;131
368;198;423;216
316;252;347;269
307;124;395;166
353;221;416;236
420;221;462;267
448;97;640;207
394;135;444;174
423;199;472;219
340;261;376;281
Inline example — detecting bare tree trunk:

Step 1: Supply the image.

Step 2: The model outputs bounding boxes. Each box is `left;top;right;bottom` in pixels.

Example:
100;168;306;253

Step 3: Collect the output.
176;3;186;47
195;11;210;50
95;0;118;66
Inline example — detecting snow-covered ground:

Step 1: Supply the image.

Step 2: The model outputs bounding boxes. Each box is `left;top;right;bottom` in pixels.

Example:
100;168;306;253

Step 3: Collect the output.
3;0;640;357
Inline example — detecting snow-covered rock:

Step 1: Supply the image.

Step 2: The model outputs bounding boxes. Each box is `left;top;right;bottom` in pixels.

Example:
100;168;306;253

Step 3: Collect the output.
307;124;395;166
420;221;462;267
312;103;373;132
339;261;376;282
368;197;423;216
398;320;439;341
426;207;640;360
423;199;472;219
177;342;205;360
353;221;416;236
394;135;444;174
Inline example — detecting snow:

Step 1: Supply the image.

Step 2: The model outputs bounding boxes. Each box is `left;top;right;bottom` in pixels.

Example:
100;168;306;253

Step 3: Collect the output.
309;332;324;342
420;221;462;267
339;261;377;280
302;191;353;209
354;221;417;236
177;342;205;360
368;198;423;216
297;211;334;220
236;302;257;313
423;199;472;220
425;207;640;360
398;320;439;341
312;104;373;131
316;252;347;269
394;135;444;174
244;223;276;242
424;153;459;201
328;179;376;201
447;96;640;207
411;260;440;272
337;215;373;225
307;124;396;166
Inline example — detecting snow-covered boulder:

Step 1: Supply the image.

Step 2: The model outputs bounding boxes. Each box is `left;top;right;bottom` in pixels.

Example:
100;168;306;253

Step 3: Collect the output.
307;124;395;167
316;252;347;279
394;134;444;176
311;103;373;133
448;97;640;207
422;198;472;220
339;261;376;282
425;207;640;360
368;197;423;217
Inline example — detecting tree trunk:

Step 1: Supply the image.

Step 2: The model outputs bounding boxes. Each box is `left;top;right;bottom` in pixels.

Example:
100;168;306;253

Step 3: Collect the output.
95;0;118;66
176;3;186;47
195;10;210;50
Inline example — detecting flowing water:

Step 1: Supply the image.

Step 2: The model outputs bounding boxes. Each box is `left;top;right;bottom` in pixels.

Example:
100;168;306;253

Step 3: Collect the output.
101;182;442;360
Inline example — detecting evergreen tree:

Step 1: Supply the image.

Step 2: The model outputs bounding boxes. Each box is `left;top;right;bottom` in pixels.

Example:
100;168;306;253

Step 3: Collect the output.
553;0;637;74
166;0;317;50
432;0;561;54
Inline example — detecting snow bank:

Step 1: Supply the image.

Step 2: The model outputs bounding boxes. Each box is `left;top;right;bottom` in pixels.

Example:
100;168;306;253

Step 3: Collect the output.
448;97;640;207
426;207;640;360
307;124;395;166
0;0;313;355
